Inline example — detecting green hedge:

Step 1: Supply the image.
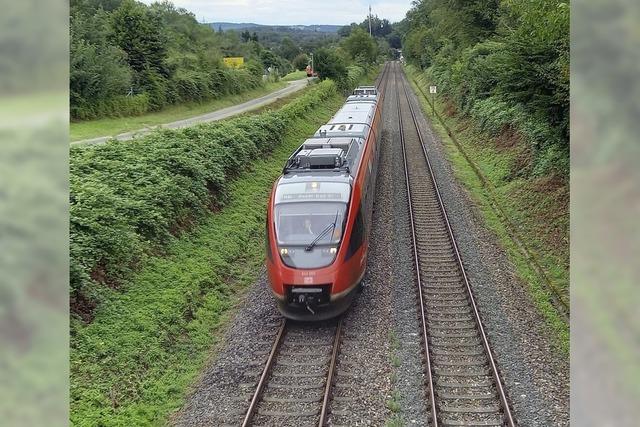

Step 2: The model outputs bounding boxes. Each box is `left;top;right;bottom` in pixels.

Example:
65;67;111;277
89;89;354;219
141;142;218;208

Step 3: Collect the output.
71;68;264;121
71;94;151;121
70;80;337;315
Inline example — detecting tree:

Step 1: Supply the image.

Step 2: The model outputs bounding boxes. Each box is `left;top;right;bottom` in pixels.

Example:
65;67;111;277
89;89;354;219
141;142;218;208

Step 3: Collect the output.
279;37;301;61
292;53;309;71
386;30;402;49
70;37;132;111
260;49;279;69
313;47;348;87
360;16;392;38
342;27;377;64
109;0;168;76
338;23;358;38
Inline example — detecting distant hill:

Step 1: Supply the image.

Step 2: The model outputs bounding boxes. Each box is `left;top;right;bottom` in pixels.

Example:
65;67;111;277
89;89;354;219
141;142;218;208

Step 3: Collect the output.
209;22;342;33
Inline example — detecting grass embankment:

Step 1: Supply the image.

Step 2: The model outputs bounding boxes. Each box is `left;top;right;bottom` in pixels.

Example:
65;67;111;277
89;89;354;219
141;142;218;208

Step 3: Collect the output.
405;66;569;352
70;82;345;425
70;81;287;142
281;70;308;81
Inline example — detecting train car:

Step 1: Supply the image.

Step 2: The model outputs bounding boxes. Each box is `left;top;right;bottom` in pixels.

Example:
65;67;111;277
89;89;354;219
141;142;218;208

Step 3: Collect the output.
266;86;383;320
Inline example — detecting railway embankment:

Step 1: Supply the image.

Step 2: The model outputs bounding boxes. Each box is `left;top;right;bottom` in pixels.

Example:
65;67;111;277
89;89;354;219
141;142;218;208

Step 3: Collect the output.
69;64;378;425
69;80;346;425
405;65;569;351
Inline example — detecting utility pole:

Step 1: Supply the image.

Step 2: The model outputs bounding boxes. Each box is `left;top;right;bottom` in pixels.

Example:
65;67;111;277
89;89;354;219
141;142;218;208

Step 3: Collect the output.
368;5;372;36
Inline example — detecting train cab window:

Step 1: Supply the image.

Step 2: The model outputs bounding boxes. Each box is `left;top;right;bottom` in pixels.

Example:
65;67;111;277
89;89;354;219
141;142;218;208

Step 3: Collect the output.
275;202;347;246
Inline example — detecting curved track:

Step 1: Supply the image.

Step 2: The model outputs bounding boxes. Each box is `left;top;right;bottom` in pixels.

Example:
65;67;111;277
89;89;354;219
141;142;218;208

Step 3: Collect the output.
393;62;516;427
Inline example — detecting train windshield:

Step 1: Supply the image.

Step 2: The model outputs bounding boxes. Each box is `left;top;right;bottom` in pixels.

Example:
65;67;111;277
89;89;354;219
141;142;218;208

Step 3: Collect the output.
275;202;347;246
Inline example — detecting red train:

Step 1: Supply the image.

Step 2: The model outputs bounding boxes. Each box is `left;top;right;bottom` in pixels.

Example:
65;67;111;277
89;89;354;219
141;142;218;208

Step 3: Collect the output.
266;85;383;320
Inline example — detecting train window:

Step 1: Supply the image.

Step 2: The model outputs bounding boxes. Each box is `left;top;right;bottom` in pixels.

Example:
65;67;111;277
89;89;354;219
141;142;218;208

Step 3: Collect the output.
345;205;365;261
274;202;347;246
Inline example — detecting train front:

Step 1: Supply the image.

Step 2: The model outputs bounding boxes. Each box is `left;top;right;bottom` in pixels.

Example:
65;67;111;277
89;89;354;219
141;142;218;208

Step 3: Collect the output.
266;177;363;320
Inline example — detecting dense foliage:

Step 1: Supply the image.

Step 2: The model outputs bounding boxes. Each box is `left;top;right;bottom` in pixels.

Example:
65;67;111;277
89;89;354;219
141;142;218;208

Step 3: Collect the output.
70;0;302;120
70;80;338;316
339;15;403;56
70;1;388;121
401;0;569;174
312;27;382;91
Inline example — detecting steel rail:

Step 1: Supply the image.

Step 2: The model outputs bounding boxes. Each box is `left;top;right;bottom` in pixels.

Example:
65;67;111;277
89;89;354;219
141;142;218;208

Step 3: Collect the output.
318;316;344;427
397;65;516;427
241;317;344;427
241;319;287;427
394;62;440;427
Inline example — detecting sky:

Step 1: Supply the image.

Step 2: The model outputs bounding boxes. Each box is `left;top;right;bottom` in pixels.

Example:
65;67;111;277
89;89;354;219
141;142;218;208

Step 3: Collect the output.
138;0;412;25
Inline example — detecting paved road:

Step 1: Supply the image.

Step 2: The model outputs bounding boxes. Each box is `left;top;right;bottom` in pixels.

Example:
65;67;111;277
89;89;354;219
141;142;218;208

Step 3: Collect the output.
71;78;312;147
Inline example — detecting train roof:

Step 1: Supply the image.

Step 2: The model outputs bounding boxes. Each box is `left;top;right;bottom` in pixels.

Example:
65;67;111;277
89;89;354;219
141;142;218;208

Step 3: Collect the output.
312;100;377;138
282;135;365;178
278;88;380;191
353;86;378;97
346;94;377;103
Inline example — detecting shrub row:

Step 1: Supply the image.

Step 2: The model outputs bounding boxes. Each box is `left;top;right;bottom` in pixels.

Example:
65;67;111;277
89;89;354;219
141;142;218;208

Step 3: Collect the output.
71;94;150;121
71;68;263;121
70;80;337;314
468;96;568;174
418;63;569;176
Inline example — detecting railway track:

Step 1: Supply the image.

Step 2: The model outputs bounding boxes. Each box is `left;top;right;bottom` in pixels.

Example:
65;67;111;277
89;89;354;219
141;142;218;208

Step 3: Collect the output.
393;62;516;426
240;318;343;427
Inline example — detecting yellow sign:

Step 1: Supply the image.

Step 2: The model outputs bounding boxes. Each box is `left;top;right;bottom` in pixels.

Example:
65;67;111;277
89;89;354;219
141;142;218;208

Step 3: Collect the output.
223;57;244;68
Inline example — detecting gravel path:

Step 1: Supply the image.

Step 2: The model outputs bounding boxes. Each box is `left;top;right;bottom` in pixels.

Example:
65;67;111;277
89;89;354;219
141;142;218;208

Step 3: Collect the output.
72;78;311;147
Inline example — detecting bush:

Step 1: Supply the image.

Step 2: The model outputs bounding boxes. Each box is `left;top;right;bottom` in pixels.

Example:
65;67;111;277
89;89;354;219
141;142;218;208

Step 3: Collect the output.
314;48;350;90
71;94;150;121
292;53;309;71
404;0;568;176
344;65;367;91
70;80;337;315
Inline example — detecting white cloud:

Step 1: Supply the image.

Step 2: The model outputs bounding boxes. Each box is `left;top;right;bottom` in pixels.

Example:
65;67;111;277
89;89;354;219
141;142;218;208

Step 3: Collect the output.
138;0;411;25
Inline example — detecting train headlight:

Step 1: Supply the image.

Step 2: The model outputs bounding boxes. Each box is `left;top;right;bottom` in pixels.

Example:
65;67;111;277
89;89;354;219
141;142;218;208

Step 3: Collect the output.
329;247;337;254
280;248;289;256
